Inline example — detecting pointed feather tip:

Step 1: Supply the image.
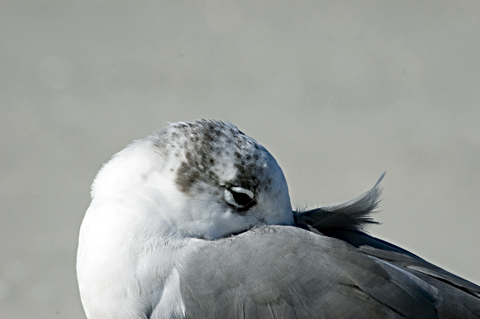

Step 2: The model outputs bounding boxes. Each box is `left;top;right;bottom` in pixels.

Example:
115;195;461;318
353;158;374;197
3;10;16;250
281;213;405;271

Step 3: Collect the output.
294;173;386;232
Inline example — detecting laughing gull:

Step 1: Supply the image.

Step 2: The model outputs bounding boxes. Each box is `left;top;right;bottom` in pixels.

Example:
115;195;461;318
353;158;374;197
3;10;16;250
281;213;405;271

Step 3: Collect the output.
77;119;480;318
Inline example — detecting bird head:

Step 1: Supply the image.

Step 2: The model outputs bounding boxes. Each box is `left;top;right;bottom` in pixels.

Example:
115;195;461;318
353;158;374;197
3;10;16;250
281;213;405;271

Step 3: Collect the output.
89;120;293;240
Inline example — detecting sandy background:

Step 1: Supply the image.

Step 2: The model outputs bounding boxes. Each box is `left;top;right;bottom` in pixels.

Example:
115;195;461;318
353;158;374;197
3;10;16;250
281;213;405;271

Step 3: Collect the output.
1;1;479;318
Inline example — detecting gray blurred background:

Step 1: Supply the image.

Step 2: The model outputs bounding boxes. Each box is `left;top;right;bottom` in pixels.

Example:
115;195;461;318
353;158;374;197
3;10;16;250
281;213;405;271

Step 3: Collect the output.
1;1;480;318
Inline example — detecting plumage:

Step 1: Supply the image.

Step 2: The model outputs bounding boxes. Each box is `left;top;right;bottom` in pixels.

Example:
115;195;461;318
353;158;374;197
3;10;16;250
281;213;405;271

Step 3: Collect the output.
77;119;480;319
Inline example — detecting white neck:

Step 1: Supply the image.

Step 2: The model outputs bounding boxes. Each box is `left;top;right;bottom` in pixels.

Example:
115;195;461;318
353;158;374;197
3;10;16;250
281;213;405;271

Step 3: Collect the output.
77;187;191;318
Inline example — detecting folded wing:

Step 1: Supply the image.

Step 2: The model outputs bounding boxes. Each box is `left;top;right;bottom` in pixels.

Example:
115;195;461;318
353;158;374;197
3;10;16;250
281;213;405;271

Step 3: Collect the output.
177;226;441;319
174;173;480;319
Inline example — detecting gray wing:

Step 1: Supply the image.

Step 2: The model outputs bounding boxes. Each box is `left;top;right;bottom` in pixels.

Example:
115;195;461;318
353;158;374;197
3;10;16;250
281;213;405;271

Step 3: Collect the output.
293;173;480;318
176;173;480;319
178;226;441;319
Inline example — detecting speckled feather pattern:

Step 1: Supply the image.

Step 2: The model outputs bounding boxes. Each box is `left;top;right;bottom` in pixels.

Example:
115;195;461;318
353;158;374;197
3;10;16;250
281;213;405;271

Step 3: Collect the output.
150;120;272;212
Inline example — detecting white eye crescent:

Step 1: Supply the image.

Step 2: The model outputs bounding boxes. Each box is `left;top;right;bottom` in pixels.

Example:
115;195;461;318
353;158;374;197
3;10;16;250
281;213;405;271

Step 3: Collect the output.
224;187;255;210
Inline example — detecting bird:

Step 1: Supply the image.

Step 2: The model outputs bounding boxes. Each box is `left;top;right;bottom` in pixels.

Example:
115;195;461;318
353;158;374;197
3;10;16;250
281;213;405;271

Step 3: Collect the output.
77;119;480;319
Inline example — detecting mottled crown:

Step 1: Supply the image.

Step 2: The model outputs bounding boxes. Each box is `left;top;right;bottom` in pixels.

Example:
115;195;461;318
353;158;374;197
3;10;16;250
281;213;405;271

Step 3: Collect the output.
149;120;272;197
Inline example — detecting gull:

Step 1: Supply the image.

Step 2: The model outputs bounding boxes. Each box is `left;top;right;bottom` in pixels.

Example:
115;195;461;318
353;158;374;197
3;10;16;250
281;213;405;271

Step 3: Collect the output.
77;119;480;319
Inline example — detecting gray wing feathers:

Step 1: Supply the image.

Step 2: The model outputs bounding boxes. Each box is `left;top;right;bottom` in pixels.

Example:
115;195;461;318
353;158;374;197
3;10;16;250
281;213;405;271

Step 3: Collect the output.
292;172;480;318
360;242;480;298
176;173;480;318
178;226;440;319
411;271;480;318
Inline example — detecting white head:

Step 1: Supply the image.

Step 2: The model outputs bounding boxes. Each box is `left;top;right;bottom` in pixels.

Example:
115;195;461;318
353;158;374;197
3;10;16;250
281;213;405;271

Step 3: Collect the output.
88;119;293;240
